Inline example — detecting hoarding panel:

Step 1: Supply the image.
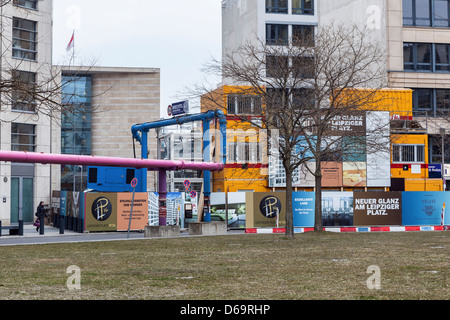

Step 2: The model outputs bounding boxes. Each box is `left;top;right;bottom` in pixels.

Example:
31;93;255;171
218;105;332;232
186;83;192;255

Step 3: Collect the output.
353;192;402;226
85;193;117;232
294;162;316;187
321;162;343;187
343;162;367;187
293;192;315;227
366;111;390;187
211;192;246;228
402;192;450;226
322;192;353;226
116;193;149;231
245;192;286;228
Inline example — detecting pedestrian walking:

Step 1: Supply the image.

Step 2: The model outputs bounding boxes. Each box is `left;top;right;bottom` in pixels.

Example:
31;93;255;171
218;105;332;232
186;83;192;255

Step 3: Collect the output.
34;201;46;233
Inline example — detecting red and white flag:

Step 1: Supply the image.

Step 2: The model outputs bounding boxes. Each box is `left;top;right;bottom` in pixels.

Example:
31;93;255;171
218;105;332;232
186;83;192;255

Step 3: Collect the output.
66;31;74;52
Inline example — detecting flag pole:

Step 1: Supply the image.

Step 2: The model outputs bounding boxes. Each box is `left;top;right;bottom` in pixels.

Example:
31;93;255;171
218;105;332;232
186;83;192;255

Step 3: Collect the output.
71;30;75;67
67;30;75;67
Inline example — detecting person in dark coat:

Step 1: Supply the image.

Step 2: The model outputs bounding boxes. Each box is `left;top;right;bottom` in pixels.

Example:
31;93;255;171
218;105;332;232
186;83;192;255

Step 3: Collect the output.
34;201;46;232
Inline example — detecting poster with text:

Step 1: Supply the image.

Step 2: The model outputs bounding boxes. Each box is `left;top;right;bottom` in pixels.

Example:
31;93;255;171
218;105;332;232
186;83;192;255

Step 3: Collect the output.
292;192;315;227
321;162;343;187
402;192;450;226
116;193;149;231
353;192;402;226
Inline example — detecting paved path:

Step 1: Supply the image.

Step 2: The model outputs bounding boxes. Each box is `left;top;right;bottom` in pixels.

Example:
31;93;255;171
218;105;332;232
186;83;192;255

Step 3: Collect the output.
0;224;245;246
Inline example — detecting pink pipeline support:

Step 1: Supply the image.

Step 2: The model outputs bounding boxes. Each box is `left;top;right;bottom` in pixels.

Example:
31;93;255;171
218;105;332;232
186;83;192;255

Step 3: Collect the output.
0;150;225;172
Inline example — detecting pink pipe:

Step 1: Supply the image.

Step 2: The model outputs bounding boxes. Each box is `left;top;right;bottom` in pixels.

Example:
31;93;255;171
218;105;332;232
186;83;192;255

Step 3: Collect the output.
0;151;225;172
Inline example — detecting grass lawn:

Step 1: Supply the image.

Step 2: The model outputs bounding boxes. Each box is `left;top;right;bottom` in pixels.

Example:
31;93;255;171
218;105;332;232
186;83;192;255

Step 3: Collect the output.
0;231;448;300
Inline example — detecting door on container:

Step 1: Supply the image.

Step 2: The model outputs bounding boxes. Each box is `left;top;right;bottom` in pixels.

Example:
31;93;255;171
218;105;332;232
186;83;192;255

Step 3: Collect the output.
10;177;34;223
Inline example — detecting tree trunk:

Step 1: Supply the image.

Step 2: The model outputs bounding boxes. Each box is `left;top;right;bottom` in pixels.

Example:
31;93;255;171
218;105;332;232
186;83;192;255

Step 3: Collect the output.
314;160;323;232
285;169;294;238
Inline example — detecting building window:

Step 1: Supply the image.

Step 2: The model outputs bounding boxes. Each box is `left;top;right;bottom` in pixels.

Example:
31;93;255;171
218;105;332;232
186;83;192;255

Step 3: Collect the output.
404;42;450;72
429;134;450;163
227;141;236;163
12;17;37;61
266;24;288;45
11;70;36;112
392;144;425;163
404;43;432;71
227;140;260;164
403;0;450;27
412;88;450;116
292;88;315;110
434;0;450;27
292;56;315;78
13;0;37;10
227;95;262;115
11;123;36;152
435;44;450;71
292;0;314;15
266;0;288;13
292;25;315;46
266;55;289;78
436;88;450;110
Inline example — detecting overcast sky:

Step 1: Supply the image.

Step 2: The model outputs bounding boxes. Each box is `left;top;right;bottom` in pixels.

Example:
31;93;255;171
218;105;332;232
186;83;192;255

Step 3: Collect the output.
52;0;222;118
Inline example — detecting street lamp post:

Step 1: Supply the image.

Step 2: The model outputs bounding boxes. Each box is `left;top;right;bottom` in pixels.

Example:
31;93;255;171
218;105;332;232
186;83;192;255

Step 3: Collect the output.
441;128;446;191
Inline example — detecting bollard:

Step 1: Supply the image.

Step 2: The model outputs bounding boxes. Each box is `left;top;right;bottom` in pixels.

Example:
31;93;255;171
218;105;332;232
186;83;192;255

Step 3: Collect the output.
18;220;24;236
0;220;2;237
59;215;65;234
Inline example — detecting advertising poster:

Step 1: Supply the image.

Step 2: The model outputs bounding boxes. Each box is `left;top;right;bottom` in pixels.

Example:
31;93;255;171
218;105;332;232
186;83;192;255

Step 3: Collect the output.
166;192;184;227
246;192;286;228
321;162;343;187
322;192;353;226
294;162;316;187
327;112;366;136
428;164;442;179
85;193;118;232
366;111;391;187
60;191;67;217
343;162;367;187
65;192;81;219
210;192;246;228
292;192;315;227
402;192;450;226
51;191;61;222
353;192;402;226
116;193;149;231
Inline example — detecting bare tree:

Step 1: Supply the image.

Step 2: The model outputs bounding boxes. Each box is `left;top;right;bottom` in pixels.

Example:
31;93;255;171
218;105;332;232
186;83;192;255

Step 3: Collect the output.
198;23;391;237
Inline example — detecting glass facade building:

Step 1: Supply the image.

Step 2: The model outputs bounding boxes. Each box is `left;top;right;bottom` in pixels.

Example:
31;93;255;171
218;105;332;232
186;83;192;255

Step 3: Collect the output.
60;74;92;191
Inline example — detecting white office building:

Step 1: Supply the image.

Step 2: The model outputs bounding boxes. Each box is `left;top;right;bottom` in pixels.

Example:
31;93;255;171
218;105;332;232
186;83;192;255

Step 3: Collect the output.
0;0;55;225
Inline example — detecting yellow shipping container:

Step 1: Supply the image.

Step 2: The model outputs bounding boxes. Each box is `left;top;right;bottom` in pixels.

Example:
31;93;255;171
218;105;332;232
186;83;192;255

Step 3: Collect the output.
404;179;443;191
340;88;413;120
391;134;429;179
201;85;269;193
